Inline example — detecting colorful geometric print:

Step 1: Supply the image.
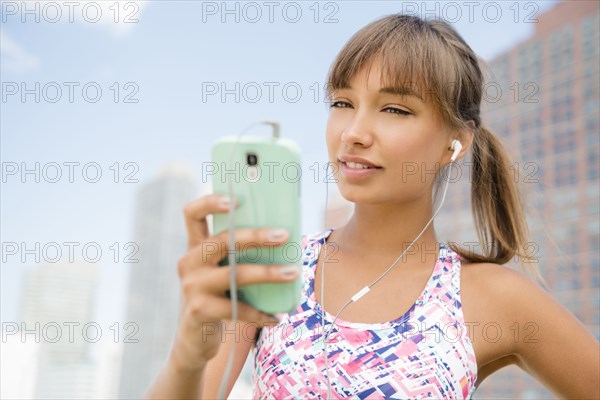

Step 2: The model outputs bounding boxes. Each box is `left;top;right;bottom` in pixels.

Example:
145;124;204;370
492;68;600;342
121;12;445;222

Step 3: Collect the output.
252;228;478;399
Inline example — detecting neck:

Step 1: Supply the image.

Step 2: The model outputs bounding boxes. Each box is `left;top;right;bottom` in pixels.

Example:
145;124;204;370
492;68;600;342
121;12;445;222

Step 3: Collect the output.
332;197;439;263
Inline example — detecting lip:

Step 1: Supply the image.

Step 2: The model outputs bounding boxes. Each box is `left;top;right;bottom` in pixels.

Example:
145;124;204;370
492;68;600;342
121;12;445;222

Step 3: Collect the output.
337;155;383;179
338;154;381;167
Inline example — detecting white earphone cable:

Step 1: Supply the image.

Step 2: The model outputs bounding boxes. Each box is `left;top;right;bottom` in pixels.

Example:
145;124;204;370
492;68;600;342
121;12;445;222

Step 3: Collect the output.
321;161;331;396
217;120;280;400
321;159;458;399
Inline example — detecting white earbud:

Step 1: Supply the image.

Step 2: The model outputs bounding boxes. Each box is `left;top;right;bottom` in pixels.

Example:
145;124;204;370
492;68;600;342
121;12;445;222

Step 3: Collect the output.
450;139;462;162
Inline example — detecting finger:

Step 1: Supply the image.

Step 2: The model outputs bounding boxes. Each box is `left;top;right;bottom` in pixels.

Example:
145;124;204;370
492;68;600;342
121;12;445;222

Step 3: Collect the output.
199;263;301;294
231;301;281;328
194;296;280;328
183;194;234;249
188;227;290;266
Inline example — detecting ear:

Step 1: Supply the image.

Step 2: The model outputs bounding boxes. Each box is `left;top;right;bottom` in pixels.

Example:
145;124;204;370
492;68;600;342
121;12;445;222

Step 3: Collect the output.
451;121;475;161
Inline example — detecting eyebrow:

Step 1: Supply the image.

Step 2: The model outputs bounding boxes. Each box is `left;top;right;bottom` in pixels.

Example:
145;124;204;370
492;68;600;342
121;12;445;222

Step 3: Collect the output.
379;86;424;101
334;84;424;101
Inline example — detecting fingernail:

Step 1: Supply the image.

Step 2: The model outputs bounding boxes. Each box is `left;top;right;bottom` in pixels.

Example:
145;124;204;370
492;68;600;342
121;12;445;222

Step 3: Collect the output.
268;228;288;241
279;265;298;277
219;196;234;207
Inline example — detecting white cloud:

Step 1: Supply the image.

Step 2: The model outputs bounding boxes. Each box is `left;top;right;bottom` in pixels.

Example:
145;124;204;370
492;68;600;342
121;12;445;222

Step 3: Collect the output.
12;1;149;36
0;32;40;73
0;2;149;74
75;1;149;36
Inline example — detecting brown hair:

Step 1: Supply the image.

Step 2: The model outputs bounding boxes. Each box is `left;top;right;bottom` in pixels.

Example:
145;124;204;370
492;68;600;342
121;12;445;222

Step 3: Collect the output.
325;14;539;274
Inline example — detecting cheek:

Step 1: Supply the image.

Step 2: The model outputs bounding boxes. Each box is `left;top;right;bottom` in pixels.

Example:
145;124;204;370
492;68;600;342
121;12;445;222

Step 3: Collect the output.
325;117;341;158
383;135;445;183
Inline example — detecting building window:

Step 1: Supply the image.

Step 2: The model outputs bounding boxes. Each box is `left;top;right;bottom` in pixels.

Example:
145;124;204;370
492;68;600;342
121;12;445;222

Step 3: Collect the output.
591;234;600;252
592;256;600;288
588;147;600;180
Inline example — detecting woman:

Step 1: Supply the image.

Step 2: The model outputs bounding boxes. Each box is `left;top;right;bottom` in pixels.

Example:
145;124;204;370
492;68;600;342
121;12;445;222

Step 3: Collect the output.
148;14;599;399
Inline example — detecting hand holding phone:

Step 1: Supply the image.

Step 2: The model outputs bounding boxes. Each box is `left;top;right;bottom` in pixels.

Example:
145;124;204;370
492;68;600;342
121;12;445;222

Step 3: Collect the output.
211;135;302;314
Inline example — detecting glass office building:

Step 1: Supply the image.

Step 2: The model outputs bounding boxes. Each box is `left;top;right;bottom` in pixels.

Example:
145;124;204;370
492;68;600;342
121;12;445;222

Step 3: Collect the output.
454;1;599;397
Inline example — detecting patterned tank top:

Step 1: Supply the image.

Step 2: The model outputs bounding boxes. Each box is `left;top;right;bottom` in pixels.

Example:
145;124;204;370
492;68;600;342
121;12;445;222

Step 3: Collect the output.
252;228;478;399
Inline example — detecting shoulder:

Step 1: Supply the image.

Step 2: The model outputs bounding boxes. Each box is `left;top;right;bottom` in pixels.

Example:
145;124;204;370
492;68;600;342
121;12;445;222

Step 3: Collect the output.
460;263;599;398
458;261;554;361
460;260;554;323
460;260;534;289
461;260;544;300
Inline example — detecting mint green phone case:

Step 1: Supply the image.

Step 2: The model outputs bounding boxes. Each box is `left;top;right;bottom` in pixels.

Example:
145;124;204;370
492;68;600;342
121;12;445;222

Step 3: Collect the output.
211;135;302;314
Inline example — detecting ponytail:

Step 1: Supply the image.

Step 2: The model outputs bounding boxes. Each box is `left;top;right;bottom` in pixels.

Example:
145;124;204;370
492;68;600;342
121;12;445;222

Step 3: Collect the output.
449;126;542;279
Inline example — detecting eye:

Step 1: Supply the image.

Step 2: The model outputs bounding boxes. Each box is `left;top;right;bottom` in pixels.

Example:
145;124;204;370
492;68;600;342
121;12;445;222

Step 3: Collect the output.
383;107;411;116
329;100;353;109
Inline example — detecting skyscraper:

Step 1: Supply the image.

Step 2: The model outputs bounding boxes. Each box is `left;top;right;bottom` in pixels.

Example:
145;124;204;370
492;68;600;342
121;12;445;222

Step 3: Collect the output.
19;261;99;399
436;1;600;397
118;164;198;398
0;330;39;399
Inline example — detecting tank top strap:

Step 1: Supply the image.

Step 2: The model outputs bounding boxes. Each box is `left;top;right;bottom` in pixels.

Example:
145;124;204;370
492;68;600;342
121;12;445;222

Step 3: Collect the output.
428;243;465;322
300;228;334;303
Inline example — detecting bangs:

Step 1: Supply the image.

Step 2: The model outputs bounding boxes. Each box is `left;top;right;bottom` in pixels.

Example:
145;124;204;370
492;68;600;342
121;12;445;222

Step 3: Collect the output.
325;15;464;124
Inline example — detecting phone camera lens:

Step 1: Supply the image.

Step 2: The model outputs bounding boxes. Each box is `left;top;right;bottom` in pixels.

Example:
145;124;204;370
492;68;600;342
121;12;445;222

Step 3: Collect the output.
247;153;258;166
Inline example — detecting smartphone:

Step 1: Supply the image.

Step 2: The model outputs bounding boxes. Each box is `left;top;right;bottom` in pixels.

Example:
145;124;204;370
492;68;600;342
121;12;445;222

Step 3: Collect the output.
211;135;302;314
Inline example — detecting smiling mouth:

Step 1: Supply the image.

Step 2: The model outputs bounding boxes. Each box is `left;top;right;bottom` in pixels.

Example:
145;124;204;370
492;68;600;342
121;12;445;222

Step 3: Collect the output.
341;161;382;170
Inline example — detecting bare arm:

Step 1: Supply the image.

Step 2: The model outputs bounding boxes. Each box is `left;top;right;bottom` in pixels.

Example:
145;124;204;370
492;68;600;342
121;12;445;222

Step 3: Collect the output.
145;352;206;399
498;268;600;398
146;321;260;400
201;320;260;398
515;283;599;398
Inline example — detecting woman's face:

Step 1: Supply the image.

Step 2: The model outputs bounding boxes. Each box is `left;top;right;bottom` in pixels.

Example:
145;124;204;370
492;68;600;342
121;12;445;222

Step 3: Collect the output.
326;58;454;206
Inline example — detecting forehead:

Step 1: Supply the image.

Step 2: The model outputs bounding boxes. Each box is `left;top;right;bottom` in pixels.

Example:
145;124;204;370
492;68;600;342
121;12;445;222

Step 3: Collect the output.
337;57;427;102
329;56;431;95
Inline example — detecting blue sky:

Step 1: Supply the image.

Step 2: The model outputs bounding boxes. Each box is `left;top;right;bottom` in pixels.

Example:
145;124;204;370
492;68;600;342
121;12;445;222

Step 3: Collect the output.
1;1;558;324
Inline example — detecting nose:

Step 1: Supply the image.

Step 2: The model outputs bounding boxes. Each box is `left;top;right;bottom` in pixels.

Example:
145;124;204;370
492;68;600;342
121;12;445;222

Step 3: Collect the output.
340;110;374;147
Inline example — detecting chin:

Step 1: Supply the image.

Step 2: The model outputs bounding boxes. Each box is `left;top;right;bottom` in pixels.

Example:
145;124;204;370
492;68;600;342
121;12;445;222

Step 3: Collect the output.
337;186;380;204
337;183;421;206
